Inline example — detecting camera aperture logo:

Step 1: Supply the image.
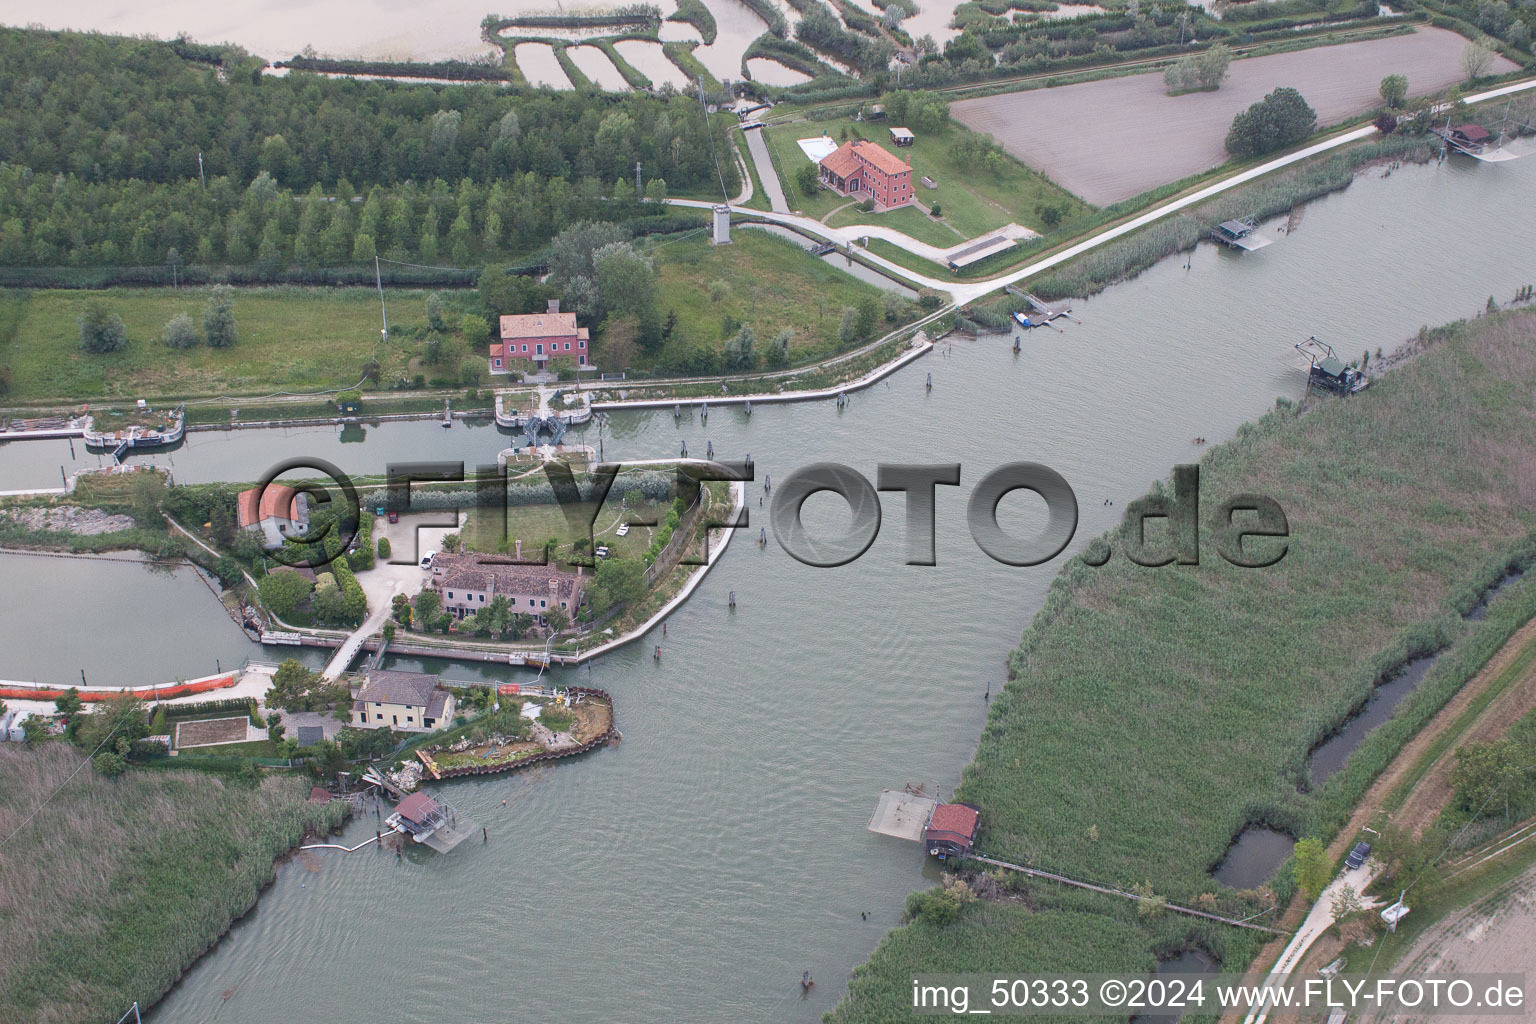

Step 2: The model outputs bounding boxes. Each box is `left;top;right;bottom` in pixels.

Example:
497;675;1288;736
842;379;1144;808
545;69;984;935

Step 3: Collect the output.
248;459;1287;571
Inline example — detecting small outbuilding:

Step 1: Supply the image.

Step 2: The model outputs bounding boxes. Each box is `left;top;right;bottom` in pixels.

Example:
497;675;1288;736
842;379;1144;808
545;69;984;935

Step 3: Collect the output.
924;802;981;859
889;126;915;148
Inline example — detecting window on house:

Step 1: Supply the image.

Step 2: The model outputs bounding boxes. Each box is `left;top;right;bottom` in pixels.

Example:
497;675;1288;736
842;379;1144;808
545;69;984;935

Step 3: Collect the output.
375;702;382;707
530;599;536;606
540;599;547;608
494;358;502;367
377;713;385;721
447;591;454;599
406;716;413;723
536;344;543;354
479;594;485;602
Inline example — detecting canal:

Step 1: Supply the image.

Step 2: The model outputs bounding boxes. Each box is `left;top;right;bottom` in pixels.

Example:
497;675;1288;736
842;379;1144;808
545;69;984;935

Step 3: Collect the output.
2;153;1533;1022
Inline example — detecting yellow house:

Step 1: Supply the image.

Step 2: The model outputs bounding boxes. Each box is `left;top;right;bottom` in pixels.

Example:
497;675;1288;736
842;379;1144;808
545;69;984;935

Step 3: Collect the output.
351;670;454;733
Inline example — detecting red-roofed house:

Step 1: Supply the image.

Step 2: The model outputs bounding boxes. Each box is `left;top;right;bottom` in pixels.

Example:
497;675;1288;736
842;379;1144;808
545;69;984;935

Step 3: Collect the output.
924;802;980;858
490;299;589;374
818;139;914;209
236;485;310;549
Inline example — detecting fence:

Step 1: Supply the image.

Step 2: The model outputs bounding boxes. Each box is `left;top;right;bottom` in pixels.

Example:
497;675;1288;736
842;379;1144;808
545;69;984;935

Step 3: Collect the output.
643;488;709;588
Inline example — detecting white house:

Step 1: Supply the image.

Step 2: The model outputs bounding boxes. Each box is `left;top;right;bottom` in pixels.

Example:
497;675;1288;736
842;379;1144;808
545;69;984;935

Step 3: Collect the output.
351;670;455;733
237;484;310;550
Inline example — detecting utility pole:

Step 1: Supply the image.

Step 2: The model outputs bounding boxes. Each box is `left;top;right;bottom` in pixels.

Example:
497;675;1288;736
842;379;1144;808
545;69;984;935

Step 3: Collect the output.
375;255;388;340
636;161;642;197
197;152;205;187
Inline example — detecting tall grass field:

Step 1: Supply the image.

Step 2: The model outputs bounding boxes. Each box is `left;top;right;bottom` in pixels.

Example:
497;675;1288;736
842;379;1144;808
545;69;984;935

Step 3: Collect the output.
0;744;346;1024
831;308;1536;1021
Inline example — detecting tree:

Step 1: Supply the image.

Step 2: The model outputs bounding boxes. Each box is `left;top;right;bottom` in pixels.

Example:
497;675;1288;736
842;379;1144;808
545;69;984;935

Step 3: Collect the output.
459;313;490;342
479;264;529;317
765;328;792;370
78;301;128;354
1461;41;1496;81
839;306;859;345
855;295;881;340
55;687;84;722
548;220;629;286
1225;87;1317;158
1292;837;1332;901
22;714;49;744
589;557;646;612
644;177;667;203
426;291;448;332
593;241;657;320
1451;738;1529;817
202;284;237;348
545;604;570;633
258;566;312;619
414;587;443;626
1379;73;1409;109
162;311;199;350
1329;884;1362;927
76;693;148;754
724;324;757;371
794;162;819;197
268;658;346;712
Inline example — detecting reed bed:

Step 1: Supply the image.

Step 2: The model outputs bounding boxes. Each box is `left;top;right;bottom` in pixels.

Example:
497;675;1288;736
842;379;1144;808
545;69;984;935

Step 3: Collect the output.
0;745;346;1024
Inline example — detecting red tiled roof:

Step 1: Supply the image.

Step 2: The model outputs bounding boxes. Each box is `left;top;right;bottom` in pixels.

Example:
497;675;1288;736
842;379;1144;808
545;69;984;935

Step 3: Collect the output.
499;311;587;341
925;803;979;840
850;138;910;176
236;485;302;527
1453;124;1492;142
820;141;862;179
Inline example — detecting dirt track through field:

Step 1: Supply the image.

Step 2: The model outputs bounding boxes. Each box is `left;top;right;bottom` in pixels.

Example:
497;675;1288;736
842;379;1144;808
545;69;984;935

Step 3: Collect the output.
952;28;1517;205
1230;616;1536;1013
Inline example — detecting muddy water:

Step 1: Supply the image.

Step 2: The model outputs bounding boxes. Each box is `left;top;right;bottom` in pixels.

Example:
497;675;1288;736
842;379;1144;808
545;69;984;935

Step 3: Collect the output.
1467;569;1526;621
0;154;1530;1024
1212;828;1295;889
1306;655;1440;787
513;42;573;89
566;44;632;90
691;0;770;81
747;56;813;86
615;39;691;88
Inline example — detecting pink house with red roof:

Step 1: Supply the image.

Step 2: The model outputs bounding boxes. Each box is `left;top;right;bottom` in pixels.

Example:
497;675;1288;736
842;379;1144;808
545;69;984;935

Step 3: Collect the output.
817;138;915;209
490;299;588;374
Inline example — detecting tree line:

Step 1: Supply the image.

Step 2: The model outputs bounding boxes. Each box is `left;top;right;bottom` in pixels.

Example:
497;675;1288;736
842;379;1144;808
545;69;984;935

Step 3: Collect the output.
0;28;736;194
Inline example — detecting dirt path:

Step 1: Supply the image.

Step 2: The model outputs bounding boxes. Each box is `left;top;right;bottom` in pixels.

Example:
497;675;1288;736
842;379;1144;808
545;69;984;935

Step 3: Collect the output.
1232;615;1536;1014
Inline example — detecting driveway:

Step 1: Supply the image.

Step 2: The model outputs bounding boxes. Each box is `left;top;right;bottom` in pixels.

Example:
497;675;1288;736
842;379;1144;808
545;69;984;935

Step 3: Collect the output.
742;125;789;213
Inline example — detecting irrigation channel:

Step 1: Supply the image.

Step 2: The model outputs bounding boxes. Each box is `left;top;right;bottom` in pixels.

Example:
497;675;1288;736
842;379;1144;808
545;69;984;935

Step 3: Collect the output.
1;154;1534;1022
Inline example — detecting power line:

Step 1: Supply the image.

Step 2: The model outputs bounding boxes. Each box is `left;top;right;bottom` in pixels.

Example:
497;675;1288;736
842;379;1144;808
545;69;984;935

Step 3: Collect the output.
0;714;134;851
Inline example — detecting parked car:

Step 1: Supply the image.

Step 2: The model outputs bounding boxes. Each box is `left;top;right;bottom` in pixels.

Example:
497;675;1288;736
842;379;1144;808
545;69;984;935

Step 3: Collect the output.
387;511;399;523
420;554;434;569
595;545;611;558
1346;841;1372;870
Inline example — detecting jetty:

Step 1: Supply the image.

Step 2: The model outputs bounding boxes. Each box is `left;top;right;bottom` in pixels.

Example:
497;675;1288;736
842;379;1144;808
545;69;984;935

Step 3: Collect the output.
385;791;477;854
1210;218;1273;252
1005;287;1079;329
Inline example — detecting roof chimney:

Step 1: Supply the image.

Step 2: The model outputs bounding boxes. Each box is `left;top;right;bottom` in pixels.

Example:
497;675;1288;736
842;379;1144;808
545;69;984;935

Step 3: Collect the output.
547;299;560;314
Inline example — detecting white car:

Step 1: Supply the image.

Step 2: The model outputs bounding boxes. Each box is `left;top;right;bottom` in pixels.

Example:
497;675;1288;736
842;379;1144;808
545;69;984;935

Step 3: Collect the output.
595;545;611;558
420;554;434;569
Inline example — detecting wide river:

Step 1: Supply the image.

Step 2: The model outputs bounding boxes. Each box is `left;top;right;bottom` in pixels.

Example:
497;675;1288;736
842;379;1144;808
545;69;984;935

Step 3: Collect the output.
2;153;1533;1022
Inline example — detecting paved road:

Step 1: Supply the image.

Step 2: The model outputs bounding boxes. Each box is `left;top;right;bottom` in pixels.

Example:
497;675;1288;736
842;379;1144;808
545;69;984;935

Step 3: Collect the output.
1241;862;1381;1024
673;77;1536;305
742;125;788;213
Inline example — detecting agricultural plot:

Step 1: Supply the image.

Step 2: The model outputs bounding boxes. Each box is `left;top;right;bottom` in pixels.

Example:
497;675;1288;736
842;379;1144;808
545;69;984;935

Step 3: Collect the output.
951;28;1516;205
173;716;251;748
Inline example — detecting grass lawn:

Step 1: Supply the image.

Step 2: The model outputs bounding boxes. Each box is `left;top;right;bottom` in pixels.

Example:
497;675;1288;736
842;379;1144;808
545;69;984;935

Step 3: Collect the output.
647;228;908;365
764;117;1089;238
462;493;666;562
828;202;969;249
0;286;490;404
832;308;1536;1017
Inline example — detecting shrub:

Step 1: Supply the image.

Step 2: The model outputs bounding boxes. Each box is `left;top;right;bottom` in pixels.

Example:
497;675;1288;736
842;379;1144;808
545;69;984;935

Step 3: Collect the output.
377;536;391;560
78;301;127;353
161;312;200;349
